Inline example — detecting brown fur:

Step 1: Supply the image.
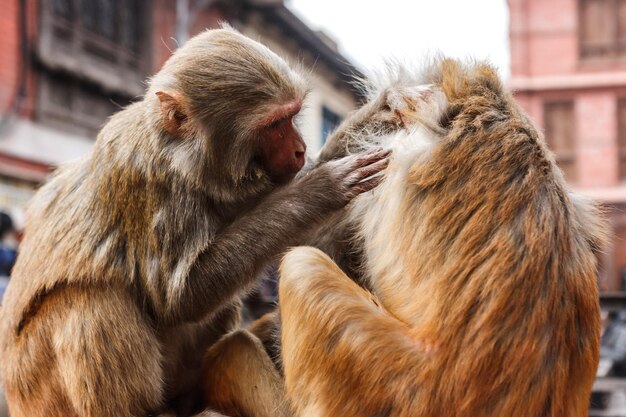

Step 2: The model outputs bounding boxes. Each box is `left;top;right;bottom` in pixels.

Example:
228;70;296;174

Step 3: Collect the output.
0;26;390;417
201;330;291;417
248;311;283;372
278;59;606;417
245;83;413;372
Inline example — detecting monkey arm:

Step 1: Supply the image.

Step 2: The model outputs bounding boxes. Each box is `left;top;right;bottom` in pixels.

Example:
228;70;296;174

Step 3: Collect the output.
247;214;370;374
318;91;403;164
248;210;369;372
153;148;389;324
158;168;346;324
278;246;426;416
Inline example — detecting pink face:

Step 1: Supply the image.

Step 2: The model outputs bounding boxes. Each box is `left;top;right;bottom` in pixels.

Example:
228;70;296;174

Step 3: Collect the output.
257;99;306;184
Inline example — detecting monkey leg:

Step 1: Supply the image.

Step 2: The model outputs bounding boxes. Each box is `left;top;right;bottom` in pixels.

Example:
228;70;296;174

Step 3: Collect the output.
53;286;164;417
201;329;291;417
279;247;428;417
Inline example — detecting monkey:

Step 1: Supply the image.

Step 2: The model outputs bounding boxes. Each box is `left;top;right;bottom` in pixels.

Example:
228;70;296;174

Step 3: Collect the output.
236;76;415;368
198;79;413;405
199;67;449;416
0;26;391;417
276;58;607;417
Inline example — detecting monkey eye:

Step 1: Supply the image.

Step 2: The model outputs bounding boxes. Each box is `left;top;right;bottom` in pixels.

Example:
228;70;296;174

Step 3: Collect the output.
260;99;303;131
264;116;292;131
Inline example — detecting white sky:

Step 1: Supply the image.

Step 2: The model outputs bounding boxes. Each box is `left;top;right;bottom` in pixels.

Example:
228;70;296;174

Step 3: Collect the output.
286;0;510;79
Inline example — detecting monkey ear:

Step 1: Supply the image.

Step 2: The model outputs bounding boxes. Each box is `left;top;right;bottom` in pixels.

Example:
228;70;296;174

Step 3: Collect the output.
156;91;188;138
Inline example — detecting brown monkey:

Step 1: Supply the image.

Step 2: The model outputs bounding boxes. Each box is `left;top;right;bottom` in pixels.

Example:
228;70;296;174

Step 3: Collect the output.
0;27;390;417
200;82;411;402
238;79;413;372
278;59;606;417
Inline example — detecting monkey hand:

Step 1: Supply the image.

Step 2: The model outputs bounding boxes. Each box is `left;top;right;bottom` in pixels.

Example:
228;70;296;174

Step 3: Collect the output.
319;85;439;164
370;84;441;129
386;83;452;134
312;147;391;208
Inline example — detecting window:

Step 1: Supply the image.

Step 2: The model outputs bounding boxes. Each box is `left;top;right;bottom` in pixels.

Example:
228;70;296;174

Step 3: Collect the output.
579;0;626;60
321;106;342;144
544;101;577;182
37;72;127;137
37;1;150;136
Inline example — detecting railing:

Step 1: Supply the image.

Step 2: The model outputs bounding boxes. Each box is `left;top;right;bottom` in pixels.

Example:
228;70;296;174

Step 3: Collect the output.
600;293;626;311
590;293;626;416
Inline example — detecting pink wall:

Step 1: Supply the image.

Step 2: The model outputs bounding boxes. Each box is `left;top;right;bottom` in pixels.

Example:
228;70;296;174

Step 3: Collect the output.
509;0;626;289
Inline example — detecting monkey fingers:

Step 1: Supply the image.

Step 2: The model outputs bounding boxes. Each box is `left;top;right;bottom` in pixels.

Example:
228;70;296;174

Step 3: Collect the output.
352;170;386;194
351;147;391;169
386;85;432;125
350;157;389;183
347;149;391;194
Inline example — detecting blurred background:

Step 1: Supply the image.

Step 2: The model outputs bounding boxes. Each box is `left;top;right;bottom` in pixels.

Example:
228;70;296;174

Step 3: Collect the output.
0;0;625;415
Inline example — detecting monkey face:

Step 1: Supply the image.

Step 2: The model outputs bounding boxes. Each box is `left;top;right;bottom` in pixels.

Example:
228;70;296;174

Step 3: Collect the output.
254;99;306;184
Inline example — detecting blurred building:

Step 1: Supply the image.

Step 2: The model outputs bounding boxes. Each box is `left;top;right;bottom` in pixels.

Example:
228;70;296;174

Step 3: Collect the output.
509;0;626;291
0;0;363;223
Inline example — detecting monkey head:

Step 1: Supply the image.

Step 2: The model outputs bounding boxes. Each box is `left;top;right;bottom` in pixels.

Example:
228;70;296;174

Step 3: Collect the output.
149;26;308;200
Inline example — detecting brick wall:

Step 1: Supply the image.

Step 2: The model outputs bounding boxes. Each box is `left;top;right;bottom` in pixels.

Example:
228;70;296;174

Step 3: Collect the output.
510;0;626;290
0;0;20;114
150;0;227;72
0;0;38;119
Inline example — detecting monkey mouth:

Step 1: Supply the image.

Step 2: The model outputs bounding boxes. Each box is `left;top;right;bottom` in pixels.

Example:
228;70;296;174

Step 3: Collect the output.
270;171;297;185
249;157;295;185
